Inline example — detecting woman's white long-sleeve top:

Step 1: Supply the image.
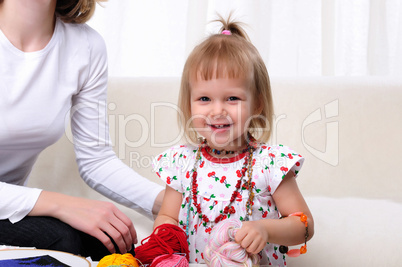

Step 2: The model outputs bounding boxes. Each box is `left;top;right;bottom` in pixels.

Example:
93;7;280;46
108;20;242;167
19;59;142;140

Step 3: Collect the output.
0;17;163;223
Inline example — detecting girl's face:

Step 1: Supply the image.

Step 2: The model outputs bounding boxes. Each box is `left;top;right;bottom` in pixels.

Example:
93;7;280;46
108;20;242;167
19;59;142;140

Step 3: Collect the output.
190;76;255;150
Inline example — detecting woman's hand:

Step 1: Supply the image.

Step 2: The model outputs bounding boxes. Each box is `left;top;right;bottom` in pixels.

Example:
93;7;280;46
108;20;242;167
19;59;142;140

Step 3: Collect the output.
29;191;137;254
235;220;269;254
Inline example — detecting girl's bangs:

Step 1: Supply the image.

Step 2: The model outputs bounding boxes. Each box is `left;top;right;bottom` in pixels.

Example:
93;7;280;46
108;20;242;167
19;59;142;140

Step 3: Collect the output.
189;39;253;82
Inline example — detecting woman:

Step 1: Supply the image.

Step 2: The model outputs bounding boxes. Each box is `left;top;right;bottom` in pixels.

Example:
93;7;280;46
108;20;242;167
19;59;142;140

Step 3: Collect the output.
0;0;164;260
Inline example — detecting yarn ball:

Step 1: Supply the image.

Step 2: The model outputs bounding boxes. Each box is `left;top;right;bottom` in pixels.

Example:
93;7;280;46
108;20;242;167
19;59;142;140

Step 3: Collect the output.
150;253;189;267
135;224;190;266
97;253;139;267
204;218;260;267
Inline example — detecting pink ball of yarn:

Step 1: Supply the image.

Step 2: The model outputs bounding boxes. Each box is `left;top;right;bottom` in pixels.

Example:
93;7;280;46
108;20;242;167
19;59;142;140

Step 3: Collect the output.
151;253;189;267
204;218;260;267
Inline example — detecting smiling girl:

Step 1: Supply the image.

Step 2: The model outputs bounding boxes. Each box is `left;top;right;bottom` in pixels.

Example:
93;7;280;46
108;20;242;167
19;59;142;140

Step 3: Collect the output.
153;15;314;266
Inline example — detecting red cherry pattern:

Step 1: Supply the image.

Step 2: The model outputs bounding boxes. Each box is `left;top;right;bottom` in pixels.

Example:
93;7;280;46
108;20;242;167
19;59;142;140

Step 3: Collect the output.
154;144;302;264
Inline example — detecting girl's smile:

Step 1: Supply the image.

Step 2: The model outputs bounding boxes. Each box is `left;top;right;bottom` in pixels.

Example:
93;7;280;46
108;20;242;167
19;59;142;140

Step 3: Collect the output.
207;122;233;132
190;76;255;151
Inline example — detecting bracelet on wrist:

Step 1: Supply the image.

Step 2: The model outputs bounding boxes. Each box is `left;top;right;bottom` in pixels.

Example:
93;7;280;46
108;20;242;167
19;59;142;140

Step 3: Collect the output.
279;212;309;257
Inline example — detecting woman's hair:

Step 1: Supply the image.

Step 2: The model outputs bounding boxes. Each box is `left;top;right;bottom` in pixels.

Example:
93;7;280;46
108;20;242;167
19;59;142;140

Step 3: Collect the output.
178;14;274;144
56;0;106;23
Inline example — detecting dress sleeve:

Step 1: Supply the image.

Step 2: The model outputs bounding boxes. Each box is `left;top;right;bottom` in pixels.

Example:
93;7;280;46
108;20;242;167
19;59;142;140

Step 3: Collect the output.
263;144;304;195
153;147;186;193
70;25;162;220
0;182;42;223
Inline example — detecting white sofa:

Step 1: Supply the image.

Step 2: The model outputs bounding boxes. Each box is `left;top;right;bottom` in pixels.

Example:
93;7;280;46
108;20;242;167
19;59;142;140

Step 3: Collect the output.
28;76;402;266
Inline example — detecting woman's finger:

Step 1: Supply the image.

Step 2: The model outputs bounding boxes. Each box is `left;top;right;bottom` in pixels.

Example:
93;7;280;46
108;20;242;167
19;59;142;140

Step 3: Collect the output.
113;208;137;244
107;214;136;253
92;229;116;254
101;222;127;253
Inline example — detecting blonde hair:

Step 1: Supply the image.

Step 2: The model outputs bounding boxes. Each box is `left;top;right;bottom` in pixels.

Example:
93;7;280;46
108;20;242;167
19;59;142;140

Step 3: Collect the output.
178;14;274;144
56;0;106;24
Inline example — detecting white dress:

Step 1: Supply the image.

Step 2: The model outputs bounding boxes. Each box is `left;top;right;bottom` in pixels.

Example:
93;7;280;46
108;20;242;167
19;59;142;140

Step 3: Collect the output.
154;143;304;266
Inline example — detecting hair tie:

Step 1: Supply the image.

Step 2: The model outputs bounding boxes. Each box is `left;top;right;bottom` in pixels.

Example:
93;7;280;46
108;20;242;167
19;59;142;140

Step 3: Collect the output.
221;30;232;35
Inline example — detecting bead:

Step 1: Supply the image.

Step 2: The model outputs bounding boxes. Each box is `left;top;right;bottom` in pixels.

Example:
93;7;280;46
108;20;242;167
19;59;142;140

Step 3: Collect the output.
287;248;301;257
279;245;288;254
186;139;256;234
279;212;309;258
300;245;307;254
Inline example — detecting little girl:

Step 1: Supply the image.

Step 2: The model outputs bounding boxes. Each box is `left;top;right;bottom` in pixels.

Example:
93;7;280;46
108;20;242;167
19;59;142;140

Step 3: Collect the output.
153;15;314;266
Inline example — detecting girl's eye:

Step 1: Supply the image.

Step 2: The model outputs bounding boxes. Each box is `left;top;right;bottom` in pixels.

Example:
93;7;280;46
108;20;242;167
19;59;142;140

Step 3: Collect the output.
200;96;210;101
228;96;240;101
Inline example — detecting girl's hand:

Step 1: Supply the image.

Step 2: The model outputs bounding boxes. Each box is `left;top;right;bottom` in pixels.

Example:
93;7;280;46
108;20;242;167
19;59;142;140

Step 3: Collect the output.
234;220;268;254
29;191;137;254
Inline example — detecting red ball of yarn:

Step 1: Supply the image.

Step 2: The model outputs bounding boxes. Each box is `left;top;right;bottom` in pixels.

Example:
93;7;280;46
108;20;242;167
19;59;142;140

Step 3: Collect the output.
134;224;189;266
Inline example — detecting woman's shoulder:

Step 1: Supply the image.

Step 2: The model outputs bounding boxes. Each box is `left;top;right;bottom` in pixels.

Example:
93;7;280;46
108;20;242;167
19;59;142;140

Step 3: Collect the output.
56;17;106;53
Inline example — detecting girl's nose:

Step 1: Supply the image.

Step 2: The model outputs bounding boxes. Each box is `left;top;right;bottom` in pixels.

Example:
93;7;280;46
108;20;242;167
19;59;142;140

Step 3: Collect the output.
210;102;227;118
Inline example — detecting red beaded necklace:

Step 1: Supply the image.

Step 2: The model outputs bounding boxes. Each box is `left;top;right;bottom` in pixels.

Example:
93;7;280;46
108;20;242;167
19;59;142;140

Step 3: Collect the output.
185;136;258;237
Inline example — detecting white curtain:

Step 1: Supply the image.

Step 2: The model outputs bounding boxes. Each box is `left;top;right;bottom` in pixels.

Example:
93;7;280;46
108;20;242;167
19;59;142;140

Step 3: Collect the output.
87;0;402;77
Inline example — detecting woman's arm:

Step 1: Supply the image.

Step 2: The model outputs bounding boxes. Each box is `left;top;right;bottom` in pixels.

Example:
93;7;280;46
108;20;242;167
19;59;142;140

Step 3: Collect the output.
235;172;314;254
29;190;137;254
0;182;42;223
153;185;183;228
70;24;164;220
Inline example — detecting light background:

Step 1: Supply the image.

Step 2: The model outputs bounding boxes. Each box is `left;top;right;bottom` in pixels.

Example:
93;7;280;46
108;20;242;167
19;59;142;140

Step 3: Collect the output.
87;0;402;77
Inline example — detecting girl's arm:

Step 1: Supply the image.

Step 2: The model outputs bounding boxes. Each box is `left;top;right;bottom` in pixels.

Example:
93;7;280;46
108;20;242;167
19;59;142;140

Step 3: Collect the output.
235;172;314;254
153;185;183;228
